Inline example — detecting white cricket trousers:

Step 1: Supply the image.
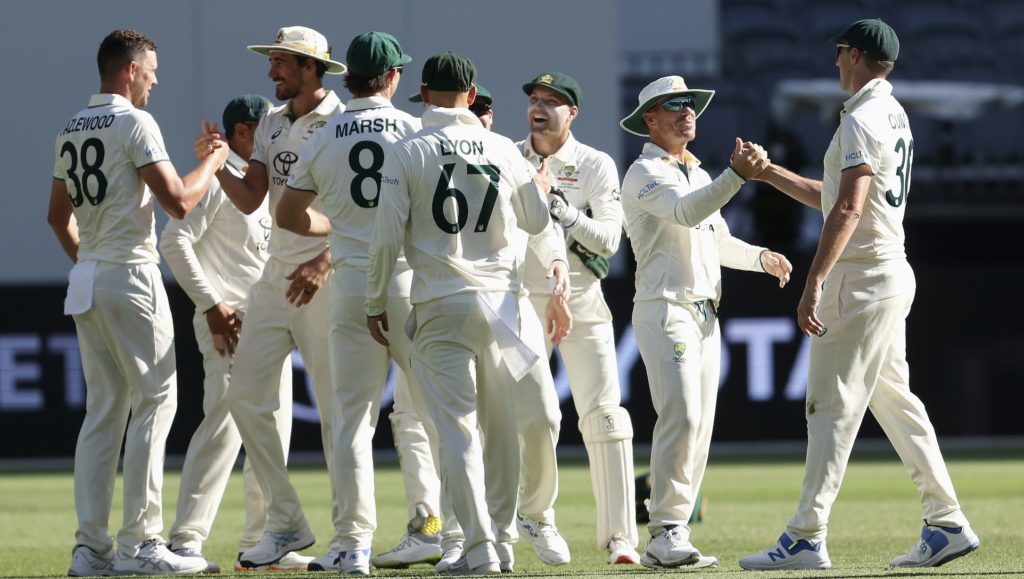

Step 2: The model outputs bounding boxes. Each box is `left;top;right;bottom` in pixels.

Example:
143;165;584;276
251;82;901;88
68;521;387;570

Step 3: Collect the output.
227;257;335;536
788;260;968;542
633;299;720;543
169;311;293;551
71;262;177;556
329;266;418;551
389;368;442;522
411;293;542;570
529;283;637;549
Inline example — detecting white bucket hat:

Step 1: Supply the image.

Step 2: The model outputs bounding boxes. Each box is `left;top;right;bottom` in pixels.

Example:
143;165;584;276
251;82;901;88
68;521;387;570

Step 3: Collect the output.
620;75;715;136
247;26;347;74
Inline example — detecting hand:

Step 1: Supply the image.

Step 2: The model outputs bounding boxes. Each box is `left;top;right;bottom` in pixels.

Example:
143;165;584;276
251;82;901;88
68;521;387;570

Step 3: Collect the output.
760;250;793;288
285;249;331;307
205;302;241;356
797;280;825;338
533;158;553;194
195;120;227;165
729;138;771;180
366;312;390;347
547;188;580;228
544;293;573;345
545;260;571;303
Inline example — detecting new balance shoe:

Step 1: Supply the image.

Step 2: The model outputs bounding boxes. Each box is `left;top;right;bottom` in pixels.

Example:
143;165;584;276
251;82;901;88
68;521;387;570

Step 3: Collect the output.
307;547;341;571
435;542;464;572
516;513;570;565
739;532;831;570
338;549;371;575
238;528;315;568
67;544;115;577
169;541;221;574
890;524;980;567
445;553;500;576
640;526;699;568
373;532;441;568
234;550;313;572
495;541;514;573
112;539;210;575
608;535;641;565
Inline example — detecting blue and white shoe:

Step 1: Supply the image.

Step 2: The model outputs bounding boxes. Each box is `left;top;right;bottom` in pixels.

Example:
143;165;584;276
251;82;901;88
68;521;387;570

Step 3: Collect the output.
739;532;831;570
890;524;979;567
338;549;371;575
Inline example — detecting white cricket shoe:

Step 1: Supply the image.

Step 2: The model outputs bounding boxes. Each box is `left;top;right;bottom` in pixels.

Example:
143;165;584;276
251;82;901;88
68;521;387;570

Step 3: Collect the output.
495;541;514;573
112;539;210;575
739;532;831;570
445;553;500;576
237;527;315;568
608;535;641;565
169;541;221;573
307;547;341;571
338;549;371;575
435;542;464;572
234;550;312;572
67;544;115;577
890;524;980;567
516;513;570;565
372;531;441;568
641;526;698;567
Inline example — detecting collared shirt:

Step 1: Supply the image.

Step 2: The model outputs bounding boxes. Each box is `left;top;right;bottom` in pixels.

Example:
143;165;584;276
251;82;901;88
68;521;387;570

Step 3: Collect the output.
621;142;764;305
288;96;419;296
823;78;909;264
366;106;557;314
53;93;170;264
250;90;344;264
159;150;271;313
517;133;623;293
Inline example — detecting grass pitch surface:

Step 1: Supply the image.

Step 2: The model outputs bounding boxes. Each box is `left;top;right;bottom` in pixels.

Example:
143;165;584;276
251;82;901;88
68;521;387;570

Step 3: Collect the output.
1;451;1020;577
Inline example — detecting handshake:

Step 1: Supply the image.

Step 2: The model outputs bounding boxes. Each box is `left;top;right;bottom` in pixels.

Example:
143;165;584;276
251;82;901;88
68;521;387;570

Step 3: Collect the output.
728;137;771;181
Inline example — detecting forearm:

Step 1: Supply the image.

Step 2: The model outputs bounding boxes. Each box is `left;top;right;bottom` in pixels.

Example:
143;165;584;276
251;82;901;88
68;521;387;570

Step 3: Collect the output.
674;168;745;227
159;236;222;312
758;164;822;210
807;209;859;287
50;221;79;263
179;155;224;214
528;221;568;267
215;167;265;214
565;214;621;258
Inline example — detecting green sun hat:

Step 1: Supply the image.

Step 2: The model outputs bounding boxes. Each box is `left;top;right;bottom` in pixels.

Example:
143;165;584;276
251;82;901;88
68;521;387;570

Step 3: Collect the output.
620;75;714;136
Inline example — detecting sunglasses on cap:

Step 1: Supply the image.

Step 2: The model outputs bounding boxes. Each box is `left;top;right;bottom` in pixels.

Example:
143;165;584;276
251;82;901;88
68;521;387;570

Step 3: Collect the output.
469;102;492;116
660;95;696;112
836;43;851;56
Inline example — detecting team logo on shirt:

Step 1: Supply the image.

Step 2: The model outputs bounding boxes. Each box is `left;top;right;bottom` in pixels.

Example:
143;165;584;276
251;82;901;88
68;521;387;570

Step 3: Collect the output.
273;151;298;176
306;120;327;139
562;165;576;177
672;341;686;363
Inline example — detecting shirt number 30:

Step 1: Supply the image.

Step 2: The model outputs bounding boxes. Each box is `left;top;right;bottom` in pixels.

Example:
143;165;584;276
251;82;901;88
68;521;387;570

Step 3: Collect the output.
885;137;914;208
432;163;501;234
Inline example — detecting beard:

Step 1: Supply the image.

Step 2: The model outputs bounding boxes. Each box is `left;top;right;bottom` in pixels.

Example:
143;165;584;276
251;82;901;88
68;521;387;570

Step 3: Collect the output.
275;81;300;101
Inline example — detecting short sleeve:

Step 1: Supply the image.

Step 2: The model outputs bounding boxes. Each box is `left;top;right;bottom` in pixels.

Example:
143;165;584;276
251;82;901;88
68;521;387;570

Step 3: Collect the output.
250;116;270;167
839;115;879;173
125;112;170;168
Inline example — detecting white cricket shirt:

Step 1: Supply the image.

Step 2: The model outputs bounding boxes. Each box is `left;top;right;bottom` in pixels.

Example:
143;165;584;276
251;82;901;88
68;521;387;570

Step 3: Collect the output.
823;78;910;264
250;91;343;264
621;143;765;305
52;93;170;264
159;150;271;313
366;107;552;314
518;133;623;294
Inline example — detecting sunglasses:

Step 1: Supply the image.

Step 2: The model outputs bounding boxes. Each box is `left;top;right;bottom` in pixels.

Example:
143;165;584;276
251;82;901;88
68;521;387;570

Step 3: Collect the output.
836;43;851;56
660;96;696;112
469;102;492;116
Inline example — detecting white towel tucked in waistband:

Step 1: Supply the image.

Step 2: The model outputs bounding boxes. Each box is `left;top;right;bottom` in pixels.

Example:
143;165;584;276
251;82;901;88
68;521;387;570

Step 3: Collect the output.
64;260;97;315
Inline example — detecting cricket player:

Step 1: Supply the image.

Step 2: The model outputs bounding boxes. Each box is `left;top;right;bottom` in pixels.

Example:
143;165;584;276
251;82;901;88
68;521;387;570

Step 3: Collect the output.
51;29;226;576
158;95;311;573
619;75;791;570
274;31;422;575
205;26;346;569
365;52;569;576
516;72;639;566
739;19;979;570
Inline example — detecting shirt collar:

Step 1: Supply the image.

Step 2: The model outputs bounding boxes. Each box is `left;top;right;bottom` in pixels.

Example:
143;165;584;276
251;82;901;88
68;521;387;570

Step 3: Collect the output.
280;90;343;119
521;132;578;164
842;78;891;114
89;93;132;109
641;141;702;169
345;95;394;112
421;106;482;129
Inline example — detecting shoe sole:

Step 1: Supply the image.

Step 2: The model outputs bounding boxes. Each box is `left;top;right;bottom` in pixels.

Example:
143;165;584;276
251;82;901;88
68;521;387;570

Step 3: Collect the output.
739;559;831;570
640;552;700;568
892;541;980;568
611;554;640;564
239;538;316;569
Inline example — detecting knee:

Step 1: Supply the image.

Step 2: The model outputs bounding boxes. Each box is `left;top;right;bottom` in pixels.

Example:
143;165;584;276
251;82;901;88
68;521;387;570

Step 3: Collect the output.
580;406;634;444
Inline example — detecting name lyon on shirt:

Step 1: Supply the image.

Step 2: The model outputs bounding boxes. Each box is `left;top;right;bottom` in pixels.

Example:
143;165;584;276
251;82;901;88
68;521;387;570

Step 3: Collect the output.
438;138;484;156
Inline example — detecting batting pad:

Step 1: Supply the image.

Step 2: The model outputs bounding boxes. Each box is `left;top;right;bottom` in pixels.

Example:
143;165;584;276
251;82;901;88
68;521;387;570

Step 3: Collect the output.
580;406;638;549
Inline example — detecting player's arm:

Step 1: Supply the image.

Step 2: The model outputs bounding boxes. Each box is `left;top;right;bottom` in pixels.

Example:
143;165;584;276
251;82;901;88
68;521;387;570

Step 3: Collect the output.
712;214;791;287
216;161;270;215
47;178;79;263
276;186;331;237
755;163;823;210
550;155;623;257
512;158;554;236
527;223;571;301
365;152;411;346
797;164;871;336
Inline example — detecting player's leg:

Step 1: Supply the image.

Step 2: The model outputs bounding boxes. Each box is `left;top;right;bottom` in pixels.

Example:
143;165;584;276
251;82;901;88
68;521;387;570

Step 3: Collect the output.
228;262;314;565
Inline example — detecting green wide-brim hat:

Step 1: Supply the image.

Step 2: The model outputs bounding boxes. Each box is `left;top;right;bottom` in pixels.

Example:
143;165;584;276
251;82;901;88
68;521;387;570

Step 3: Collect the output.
620;75;714;136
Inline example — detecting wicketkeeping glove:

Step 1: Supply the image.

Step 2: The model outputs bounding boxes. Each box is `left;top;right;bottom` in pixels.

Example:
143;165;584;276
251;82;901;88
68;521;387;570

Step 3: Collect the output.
548;188;581;228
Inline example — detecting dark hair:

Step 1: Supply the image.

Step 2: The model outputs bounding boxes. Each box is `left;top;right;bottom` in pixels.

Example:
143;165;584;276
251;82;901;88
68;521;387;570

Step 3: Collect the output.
344;70;391;97
295;55;327;79
97;29;157;80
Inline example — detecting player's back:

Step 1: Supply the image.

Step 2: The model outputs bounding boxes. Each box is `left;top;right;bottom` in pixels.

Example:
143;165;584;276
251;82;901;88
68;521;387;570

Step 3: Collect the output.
53;94;169;264
293;97;419;270
389;108;548;302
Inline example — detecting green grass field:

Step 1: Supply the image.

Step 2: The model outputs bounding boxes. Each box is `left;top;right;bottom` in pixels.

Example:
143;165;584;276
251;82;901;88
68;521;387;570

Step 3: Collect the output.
1;450;1021;578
